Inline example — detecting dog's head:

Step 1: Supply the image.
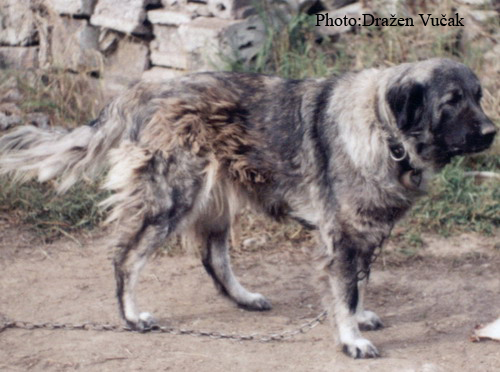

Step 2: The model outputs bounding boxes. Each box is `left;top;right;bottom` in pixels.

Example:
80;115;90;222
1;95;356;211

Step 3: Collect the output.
386;59;496;167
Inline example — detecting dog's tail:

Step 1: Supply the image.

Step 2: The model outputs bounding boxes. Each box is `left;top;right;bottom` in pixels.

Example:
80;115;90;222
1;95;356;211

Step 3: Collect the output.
0;104;126;193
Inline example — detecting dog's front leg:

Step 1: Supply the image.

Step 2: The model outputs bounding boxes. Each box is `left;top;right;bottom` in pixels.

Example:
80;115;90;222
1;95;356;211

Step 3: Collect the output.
355;255;383;331
320;234;380;358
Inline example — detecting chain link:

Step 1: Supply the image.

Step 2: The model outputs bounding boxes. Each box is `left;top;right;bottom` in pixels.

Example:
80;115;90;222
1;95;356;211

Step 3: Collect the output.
0;310;327;342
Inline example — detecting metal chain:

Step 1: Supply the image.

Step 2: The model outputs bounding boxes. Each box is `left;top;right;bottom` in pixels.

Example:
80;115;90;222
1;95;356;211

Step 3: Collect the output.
355;241;385;282
0;310;327;342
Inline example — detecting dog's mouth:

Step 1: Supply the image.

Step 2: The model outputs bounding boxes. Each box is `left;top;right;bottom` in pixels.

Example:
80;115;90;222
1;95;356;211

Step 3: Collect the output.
449;139;495;156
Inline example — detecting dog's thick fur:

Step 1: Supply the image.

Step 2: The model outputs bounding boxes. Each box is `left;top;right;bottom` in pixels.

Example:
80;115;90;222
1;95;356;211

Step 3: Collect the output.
0;58;496;358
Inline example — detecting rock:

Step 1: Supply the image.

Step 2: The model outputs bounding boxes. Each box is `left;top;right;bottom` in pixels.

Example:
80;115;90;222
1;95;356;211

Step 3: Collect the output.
207;0;254;19
142;67;185;82
286;0;317;13
0;47;39;69
91;0;150;35
221;15;266;63
320;0;357;10
50;17;102;73
242;236;267;250
147;9;194;26
102;37;150;97
1;88;22;103
150;25;187;69
98;31;120;55
25;112;50;129
0;112;22;131
0;0;38;46
175;15;265;71
46;0;98;16
455;0;492;5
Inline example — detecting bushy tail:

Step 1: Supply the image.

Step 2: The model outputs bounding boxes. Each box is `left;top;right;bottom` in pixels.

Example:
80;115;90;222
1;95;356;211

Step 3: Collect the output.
0;108;126;192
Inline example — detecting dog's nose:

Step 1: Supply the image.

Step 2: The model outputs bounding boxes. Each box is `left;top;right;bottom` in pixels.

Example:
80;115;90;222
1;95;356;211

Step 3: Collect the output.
480;121;497;136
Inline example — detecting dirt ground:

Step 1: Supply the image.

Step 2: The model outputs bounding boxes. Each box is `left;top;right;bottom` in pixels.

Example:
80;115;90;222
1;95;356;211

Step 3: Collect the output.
0;218;499;372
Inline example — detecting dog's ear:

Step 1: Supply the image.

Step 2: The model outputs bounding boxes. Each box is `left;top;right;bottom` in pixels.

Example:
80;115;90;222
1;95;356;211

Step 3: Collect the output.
386;81;426;132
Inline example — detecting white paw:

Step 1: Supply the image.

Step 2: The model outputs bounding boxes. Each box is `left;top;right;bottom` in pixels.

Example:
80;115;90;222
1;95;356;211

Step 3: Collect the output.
126;312;157;332
238;293;272;311
357;310;383;331
342;338;380;359
139;312;155;324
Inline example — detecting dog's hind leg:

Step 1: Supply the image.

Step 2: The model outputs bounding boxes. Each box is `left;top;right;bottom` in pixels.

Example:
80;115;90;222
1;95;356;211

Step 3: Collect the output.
197;201;272;311
114;221;172;330
106;145;206;330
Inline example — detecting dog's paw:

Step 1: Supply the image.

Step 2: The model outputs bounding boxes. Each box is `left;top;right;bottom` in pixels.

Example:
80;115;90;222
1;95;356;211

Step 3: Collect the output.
239;293;272;311
357;310;383;331
126;312;157;332
342;338;380;359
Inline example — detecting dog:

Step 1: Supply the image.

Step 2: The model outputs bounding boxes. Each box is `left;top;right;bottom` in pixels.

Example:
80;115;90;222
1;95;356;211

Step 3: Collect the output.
0;58;496;358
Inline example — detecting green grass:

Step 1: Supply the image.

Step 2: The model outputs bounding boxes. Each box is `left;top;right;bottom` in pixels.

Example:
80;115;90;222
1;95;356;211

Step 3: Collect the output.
397;155;499;247
0;69;106;241
0;178;108;241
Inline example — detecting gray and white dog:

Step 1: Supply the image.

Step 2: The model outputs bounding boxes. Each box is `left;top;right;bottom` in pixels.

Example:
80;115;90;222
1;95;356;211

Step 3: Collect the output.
0;58;496;358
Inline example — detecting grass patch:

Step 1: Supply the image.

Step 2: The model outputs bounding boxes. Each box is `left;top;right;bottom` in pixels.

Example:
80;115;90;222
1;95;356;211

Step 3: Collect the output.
1;69;103;129
0;178;108;241
0;69;106;241
394;154;499;249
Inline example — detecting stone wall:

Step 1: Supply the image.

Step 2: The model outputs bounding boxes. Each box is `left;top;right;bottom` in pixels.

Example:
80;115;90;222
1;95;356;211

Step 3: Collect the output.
0;0;496;97
0;0;280;96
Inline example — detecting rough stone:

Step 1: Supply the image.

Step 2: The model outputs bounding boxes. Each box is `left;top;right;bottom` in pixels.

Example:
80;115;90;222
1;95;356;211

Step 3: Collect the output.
0;47;39;69
26;112;50;129
147;9;194;25
0;112;22;131
286;0;317;12
50;17;102;73
0;0;38;46
98;31;120;54
455;0;492;5
46;0;98;16
150;25;187;69
207;0;254;19
176;16;265;71
221;15;266;62
142;67;185;82
91;0;150;35
320;0;357;10
102;37;150;97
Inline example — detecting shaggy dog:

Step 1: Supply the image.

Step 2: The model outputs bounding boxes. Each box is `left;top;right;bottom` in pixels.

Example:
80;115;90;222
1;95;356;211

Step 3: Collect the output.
0;58;496;358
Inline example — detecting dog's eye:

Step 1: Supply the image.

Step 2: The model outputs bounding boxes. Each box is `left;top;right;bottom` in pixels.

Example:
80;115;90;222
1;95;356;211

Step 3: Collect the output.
445;91;462;106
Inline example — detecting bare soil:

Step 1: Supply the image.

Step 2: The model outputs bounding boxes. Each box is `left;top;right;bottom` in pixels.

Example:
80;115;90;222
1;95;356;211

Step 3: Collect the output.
0;219;499;372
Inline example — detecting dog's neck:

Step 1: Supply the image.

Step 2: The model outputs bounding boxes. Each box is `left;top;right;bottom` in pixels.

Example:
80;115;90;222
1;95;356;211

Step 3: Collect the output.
388;140;423;190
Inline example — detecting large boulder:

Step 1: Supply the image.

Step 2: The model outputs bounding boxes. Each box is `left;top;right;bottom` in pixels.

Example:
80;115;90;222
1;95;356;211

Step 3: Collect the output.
46;0;97;16
91;0;151;35
0;0;38;46
0;47;39;69
101;35;150;96
50;17;102;72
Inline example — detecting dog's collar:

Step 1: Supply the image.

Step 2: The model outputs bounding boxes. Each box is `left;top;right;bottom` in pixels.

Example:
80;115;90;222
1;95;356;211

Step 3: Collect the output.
388;140;422;190
389;143;407;162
